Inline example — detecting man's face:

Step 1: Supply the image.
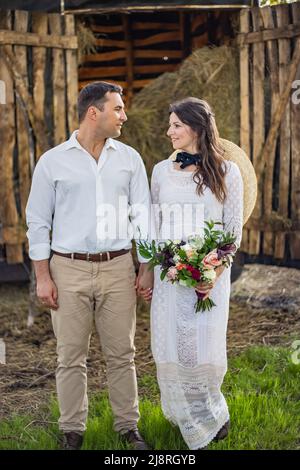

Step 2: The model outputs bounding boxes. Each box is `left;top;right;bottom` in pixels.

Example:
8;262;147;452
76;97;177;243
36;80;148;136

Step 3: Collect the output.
95;92;127;138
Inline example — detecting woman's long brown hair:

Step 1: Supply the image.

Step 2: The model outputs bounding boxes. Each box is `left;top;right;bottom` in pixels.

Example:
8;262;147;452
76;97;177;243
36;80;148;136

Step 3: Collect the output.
169;97;227;203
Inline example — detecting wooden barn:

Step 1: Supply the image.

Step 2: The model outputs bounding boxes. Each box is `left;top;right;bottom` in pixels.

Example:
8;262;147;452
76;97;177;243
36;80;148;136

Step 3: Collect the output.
0;0;300;282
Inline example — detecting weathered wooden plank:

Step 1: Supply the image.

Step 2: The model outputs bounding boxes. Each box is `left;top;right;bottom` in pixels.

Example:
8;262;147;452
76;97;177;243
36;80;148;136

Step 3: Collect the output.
0;12;23;263
236;22;300;45
239;8;250;253
260;6;279;256
0;29;78;49
14;10;30;219
79;63;179;80
49;14;67;145
245;217;300;233
123;15;134;107
90;24;124;33
65;15;78;134
79;66;127;79
82;49;182;63
79;77;153;90
95;38;125;48
290;2;300;259
134;31;180;47
2;45;49;154
274;4;291;259
132;21;178;31
32;12;48;159
179;12;191;59
134;49;182;59
249;8;265;255
83;50;126;62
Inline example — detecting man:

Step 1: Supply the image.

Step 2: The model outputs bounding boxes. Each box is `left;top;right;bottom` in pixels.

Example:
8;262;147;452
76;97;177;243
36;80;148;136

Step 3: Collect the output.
26;82;152;450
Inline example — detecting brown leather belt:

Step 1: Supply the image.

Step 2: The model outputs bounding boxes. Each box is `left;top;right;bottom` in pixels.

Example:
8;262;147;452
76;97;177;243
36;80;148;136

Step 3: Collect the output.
52;249;130;262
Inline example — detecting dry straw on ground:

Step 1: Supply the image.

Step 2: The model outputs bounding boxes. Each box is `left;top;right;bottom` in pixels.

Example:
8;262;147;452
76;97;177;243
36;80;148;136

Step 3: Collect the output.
121;45;240;174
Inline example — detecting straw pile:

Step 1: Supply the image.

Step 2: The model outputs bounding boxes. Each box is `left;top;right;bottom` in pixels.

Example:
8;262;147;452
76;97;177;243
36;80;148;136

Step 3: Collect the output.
121;45;240;174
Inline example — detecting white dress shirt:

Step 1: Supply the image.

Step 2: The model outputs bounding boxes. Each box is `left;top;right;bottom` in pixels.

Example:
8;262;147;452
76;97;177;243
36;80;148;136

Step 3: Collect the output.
26;131;151;262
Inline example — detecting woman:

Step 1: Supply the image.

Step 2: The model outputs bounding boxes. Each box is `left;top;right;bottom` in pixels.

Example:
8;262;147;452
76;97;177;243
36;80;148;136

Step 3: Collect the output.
139;97;243;450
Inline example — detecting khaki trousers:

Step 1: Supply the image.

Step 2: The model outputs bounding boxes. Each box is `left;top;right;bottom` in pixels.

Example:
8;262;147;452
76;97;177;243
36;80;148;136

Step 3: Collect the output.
49;251;139;434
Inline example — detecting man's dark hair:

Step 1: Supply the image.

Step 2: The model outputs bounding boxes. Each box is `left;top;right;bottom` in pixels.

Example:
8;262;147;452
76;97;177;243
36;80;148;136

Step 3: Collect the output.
77;81;123;123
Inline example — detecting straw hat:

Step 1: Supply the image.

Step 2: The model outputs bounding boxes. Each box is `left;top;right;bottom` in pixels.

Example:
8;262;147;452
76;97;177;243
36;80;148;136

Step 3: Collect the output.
169;138;257;225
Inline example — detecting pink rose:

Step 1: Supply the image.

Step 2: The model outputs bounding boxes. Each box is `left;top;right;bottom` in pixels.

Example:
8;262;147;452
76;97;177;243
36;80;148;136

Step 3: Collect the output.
203;249;222;268
166;266;178;280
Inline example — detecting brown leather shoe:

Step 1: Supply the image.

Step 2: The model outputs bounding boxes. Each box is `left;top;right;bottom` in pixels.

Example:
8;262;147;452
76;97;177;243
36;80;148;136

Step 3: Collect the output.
122;429;150;450
62;431;83;450
213;420;230;442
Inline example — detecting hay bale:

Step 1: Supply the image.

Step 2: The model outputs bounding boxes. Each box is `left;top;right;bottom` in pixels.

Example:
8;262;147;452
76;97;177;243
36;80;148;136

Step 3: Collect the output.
121;45;240;174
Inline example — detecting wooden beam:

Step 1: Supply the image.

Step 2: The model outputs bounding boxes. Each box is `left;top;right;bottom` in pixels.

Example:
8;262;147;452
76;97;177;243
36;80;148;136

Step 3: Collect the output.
239;8;250;253
134;31;180;47
123;15;134;107
236;22;300;46
79;63;179;80
134;49;182;59
0;29;78;49
274;4;291;259
179;12;191;59
260;6;279;257
79;66;126;79
90;24;123;33
32;12;48;159
95;38;125;48
0;12;23;264
132;22;178;31
65;15;78;133
249;8;265;256
49;14;67;145
245;218;300;233
14;10;30;220
83;50;126;62
290;1;300;259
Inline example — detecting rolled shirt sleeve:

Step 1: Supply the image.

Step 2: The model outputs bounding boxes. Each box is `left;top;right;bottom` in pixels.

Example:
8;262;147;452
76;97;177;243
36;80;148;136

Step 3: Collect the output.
25;156;55;260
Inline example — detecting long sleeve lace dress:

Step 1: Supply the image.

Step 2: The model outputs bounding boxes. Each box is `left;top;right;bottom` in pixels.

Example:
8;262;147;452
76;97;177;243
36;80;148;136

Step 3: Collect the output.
150;158;243;450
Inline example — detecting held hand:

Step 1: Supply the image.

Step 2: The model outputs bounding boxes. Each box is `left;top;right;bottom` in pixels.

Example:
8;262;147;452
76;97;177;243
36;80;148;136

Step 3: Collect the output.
135;263;154;302
37;278;59;310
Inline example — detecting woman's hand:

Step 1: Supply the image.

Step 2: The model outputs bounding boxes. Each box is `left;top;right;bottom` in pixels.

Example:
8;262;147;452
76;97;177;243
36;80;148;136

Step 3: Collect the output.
136;263;154;302
195;265;226;300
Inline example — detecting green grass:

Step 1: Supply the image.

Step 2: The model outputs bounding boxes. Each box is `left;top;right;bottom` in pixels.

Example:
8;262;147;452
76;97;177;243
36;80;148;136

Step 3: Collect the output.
0;345;299;450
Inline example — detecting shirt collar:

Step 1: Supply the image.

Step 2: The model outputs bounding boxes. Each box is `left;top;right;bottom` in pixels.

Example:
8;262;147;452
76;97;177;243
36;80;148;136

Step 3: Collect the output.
65;131;117;152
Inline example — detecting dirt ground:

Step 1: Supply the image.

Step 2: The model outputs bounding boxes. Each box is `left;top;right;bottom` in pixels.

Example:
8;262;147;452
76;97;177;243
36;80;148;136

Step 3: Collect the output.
1;265;299;420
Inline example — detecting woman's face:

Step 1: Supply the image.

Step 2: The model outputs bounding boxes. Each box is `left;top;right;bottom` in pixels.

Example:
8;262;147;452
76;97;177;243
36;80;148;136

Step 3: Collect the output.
167;112;198;153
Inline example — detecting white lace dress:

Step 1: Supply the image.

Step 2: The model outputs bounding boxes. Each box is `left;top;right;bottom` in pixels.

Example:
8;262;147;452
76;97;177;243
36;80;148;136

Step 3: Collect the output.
150;159;243;450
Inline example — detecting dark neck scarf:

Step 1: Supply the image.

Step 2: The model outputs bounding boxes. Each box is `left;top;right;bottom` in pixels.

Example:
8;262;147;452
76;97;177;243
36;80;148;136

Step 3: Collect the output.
174;151;201;169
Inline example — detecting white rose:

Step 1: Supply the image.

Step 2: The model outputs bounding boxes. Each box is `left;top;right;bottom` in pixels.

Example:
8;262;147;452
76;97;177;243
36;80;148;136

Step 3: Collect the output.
203;269;217;281
188;234;204;250
182;243;193;252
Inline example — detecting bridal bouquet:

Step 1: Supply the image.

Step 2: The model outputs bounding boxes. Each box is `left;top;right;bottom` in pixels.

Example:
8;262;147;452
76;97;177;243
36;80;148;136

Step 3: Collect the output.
137;220;237;313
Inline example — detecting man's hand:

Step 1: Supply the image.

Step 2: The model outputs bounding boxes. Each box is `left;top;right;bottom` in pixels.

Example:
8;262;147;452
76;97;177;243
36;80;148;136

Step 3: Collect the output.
135;263;154;302
33;259;59;310
37;278;59;310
